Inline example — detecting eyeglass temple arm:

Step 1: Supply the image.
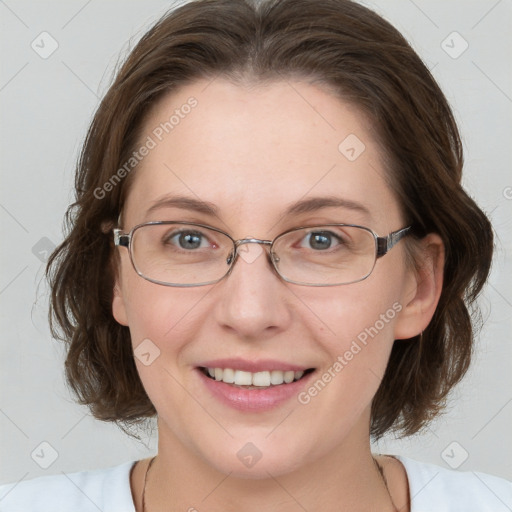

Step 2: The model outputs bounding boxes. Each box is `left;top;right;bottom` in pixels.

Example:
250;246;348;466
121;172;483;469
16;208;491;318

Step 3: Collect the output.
376;226;411;258
113;228;129;248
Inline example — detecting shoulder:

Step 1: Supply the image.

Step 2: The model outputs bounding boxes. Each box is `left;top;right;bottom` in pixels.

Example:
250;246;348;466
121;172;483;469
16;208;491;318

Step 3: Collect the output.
395;455;512;512
0;460;137;512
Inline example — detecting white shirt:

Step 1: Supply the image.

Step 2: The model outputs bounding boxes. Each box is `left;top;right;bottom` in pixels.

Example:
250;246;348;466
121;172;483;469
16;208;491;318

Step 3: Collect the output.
0;455;511;511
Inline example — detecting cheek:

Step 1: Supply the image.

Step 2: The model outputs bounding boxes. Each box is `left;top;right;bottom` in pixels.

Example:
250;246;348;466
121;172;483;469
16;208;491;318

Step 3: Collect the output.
301;270;403;351
121;279;209;413
120;272;207;360
297;279;403;412
119;245;174;323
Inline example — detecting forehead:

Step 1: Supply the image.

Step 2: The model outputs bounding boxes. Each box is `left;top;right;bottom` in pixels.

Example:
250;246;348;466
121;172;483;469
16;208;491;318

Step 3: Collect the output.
123;78;401;234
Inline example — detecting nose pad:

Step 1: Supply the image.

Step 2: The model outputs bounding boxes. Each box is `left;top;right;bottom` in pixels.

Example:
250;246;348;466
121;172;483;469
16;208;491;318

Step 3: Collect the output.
225;243;280;275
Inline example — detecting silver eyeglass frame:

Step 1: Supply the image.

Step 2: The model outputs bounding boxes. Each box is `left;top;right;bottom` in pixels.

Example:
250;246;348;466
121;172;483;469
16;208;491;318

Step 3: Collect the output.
113;221;412;287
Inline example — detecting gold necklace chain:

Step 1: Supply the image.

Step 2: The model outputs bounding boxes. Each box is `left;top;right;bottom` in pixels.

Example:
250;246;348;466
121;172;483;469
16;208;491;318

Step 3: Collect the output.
373;456;399;512
141;455;398;512
141;455;156;512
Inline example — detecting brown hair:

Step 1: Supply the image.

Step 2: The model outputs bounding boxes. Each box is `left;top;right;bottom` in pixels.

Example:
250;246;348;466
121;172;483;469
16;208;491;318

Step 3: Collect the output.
46;0;493;439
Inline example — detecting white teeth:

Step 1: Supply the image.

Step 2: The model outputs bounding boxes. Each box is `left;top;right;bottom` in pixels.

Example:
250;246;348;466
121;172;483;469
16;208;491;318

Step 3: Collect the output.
204;367;308;386
252;371;271;387
234;370;253;386
283;371;295;383
270;370;284;385
222;368;235;383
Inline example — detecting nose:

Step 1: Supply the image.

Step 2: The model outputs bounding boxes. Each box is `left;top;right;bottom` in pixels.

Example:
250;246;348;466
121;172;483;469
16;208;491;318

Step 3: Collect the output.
228;238;274;265
212;239;292;341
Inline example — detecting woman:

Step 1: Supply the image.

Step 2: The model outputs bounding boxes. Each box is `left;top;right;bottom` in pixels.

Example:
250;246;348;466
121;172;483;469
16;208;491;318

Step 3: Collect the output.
0;0;510;510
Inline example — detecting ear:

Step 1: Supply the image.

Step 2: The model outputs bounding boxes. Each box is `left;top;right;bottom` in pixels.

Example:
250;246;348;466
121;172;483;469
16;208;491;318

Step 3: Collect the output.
394;233;445;339
112;279;129;326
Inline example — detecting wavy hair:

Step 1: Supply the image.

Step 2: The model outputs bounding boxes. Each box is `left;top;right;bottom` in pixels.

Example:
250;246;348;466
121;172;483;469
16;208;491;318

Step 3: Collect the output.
46;0;493;439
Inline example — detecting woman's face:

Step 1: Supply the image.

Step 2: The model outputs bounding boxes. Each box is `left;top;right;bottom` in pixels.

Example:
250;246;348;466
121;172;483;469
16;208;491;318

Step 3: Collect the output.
113;78;422;478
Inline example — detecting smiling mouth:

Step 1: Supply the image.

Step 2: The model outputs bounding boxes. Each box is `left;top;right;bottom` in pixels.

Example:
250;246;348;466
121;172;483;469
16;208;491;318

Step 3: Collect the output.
200;367;315;389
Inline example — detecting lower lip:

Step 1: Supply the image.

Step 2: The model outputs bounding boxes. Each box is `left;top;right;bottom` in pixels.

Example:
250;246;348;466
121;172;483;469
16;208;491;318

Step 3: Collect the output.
196;368;315;412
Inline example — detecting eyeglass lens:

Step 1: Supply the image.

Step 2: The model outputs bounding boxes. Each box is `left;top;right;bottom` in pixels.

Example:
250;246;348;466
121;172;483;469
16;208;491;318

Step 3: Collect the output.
129;223;377;286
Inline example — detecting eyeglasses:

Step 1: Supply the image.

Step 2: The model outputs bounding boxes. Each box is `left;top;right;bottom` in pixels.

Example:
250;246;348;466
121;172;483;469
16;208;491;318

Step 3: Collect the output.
113;221;411;287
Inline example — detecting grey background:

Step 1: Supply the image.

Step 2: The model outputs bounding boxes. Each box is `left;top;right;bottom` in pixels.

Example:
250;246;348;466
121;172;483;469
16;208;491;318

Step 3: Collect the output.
1;0;511;486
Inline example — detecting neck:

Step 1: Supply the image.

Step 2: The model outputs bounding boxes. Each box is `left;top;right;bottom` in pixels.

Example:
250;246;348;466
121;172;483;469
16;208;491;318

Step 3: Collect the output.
133;418;405;512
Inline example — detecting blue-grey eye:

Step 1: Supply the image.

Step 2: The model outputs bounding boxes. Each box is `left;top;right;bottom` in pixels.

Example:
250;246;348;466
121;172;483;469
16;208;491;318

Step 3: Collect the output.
164;230;209;250
300;231;342;251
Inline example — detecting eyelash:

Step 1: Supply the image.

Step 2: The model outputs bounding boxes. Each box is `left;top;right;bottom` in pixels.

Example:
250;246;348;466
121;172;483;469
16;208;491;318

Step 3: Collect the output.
161;228;348;252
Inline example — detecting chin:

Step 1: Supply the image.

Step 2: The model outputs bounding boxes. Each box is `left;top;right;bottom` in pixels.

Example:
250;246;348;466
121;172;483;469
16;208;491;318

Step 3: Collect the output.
212;452;304;480
195;433;312;480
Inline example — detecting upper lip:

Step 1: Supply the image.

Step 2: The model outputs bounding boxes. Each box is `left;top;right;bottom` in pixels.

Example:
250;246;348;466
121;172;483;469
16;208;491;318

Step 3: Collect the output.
198;358;313;372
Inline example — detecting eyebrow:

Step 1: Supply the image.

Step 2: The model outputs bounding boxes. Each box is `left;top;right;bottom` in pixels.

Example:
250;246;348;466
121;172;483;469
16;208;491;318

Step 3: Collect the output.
144;194;371;219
